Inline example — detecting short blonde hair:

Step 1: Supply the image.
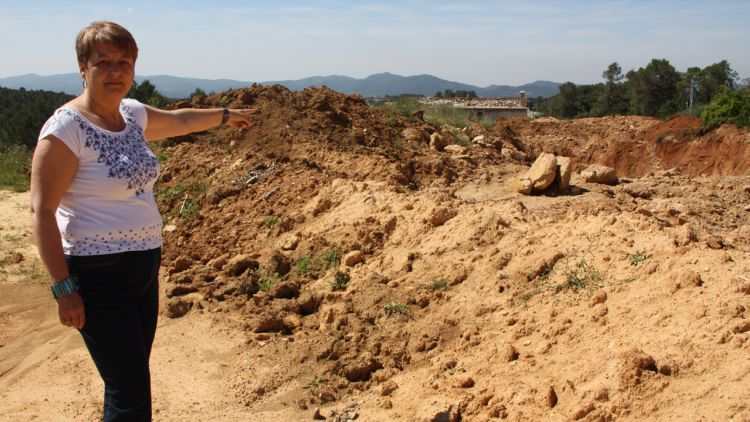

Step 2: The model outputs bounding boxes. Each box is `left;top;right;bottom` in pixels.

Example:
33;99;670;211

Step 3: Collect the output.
76;21;138;64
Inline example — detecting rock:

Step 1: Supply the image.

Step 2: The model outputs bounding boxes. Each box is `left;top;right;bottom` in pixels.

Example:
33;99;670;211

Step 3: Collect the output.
163;224;177;233
270;281;300;299
262;251;291;276
572;403;596;420
171;256;192;274
166;285;198;297
733;320;750;334
590;291;608;306
456;377;475;388
165;298;192;318
313;408;326;420
207;257;227;270
444;144;467;154
402;128;428;143
9;252;23;264
556;156;572;191
706;235;724;249
526;152;558;191
421;403;462;422
343;250;365;267
225;254;259;276
742;185;750;194
280;235;300;251
339;355;383;382
580;164;618;185
678;271;703;287
547;386;558;408
380;380;399;396
429;207;458;226
514;176;533;195
471;135;485;144
502;343;519;362
430;132;448;151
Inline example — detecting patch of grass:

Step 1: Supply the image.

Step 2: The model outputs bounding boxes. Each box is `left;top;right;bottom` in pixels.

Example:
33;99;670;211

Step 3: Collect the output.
479;117;496;130
629;250;650;266
450;131;471;147
382;97;423;120
423;278;449;291
253;268;280;292
296;256;313;277
179;201;200;220
263;215;279;229
156;177;207;199
322;248;340;269
3;233;25;246
392;137;404;149
424;104;470;128
30;263;47;281
563;257;604;291
330;271;350;291
384;301;410;316
0;144;32;192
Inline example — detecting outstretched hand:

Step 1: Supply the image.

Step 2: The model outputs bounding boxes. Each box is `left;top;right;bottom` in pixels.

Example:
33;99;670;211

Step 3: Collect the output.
225;108;257;129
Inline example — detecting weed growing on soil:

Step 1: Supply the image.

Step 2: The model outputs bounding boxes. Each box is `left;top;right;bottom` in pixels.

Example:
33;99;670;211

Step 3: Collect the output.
450;130;471;147
3;233;24;246
263;215;279;229
423;278;449;291
254;268;279;292
330;271;350;291
563;257;604;291
322;248;340;269
384;301;410;316
629;250;651;265
392;137;404;149
302;374;327;389
296;256;312;277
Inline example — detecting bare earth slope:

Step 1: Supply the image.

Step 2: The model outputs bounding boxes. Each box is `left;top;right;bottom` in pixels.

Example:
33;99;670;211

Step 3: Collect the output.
2;85;749;421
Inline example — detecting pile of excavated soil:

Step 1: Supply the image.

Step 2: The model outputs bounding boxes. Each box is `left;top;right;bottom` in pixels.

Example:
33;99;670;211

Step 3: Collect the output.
2;85;749;421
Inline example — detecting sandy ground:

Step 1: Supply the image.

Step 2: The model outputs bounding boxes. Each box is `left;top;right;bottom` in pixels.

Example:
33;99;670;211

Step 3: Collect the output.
0;191;270;421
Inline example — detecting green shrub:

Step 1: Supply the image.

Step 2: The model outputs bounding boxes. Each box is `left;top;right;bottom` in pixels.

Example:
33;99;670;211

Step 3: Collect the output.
330;271;350;291
0;144;32;192
701;87;750;128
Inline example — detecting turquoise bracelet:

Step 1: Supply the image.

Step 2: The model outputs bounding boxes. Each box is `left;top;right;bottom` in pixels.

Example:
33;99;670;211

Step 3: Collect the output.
51;274;79;299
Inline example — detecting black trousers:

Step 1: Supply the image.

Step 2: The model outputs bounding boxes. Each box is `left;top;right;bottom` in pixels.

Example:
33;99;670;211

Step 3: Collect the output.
66;248;161;422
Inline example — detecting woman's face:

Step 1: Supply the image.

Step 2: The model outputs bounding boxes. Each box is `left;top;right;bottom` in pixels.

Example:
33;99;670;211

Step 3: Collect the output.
79;42;135;100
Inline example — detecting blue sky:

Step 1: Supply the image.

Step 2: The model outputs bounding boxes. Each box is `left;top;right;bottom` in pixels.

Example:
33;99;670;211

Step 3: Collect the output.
1;0;748;86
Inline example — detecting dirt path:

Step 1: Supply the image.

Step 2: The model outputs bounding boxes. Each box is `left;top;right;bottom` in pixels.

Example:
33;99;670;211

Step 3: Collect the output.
0;191;269;421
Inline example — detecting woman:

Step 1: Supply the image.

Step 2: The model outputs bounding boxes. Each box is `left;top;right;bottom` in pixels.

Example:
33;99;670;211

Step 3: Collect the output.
30;21;254;421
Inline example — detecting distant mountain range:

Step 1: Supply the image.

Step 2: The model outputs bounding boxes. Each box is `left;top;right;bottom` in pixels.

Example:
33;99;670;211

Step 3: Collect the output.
0;72;561;99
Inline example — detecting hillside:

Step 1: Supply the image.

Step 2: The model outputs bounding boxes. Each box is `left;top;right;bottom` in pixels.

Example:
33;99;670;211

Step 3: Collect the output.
1;85;748;421
0;73;560;99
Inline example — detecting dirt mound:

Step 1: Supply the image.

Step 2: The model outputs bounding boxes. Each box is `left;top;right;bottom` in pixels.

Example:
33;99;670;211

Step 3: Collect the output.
141;86;750;420
5;86;748;420
502;114;750;177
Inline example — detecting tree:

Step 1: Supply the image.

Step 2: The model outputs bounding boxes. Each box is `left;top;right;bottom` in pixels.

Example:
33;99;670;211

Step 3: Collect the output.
190;87;207;99
594;62;628;116
127;80;169;108
701;86;750;128
696;60;738;104
626;58;681;117
556;82;579;118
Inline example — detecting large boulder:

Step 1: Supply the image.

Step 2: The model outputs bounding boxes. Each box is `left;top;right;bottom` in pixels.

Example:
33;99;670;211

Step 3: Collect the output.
556;156;572;191
526;152;558;191
580;164;618;185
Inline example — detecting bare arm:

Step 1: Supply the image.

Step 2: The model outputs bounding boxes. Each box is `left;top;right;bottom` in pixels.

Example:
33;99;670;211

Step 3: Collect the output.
143;106;256;141
30;136;84;328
